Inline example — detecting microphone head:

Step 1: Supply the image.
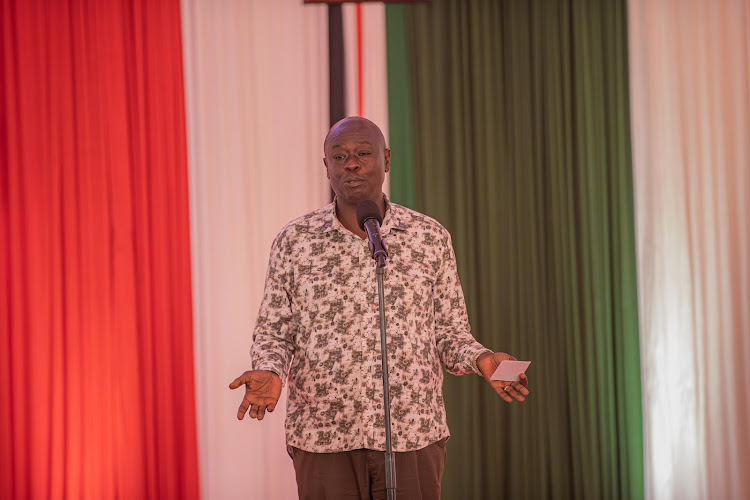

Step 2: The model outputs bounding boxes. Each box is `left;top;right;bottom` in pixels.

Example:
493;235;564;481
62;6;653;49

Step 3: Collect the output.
356;200;383;230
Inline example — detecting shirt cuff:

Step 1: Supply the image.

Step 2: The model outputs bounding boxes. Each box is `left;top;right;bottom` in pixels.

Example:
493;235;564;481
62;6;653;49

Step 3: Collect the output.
473;348;493;376
252;360;288;387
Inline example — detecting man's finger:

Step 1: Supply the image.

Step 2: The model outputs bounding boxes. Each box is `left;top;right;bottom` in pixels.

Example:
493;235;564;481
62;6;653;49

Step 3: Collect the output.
507;386;525;402
500;381;527;402
512;381;530;396
229;375;245;390
249;403;259;419
257;406;267;421
237;398;250;420
267;402;277;413
495;384;513;402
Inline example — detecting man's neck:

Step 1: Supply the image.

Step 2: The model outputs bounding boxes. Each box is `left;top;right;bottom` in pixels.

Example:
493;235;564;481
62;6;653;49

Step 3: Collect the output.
334;195;387;240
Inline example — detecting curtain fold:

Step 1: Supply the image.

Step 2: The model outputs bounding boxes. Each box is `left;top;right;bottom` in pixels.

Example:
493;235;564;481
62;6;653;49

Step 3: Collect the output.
180;0;331;497
628;0;750;498
0;0;199;498
385;5;416;210
342;2;390;194
389;1;643;498
342;3;389;125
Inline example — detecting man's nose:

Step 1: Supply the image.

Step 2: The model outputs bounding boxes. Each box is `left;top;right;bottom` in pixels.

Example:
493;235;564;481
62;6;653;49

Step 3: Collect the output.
344;157;360;170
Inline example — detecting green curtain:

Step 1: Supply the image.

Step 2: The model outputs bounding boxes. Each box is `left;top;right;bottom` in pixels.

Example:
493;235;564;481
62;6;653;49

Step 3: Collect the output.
386;1;643;498
385;5;417;210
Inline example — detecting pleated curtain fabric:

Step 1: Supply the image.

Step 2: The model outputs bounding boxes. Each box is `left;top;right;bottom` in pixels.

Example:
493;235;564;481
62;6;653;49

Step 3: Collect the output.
0;0;199;498
179;0;331;498
4;0;748;498
340;2;391;195
341;3;390;136
387;1;643;498
628;0;750;498
181;0;392;496
385;5;417;210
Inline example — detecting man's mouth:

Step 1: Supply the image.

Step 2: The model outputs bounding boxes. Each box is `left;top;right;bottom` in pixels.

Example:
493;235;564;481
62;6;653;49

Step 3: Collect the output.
344;178;365;186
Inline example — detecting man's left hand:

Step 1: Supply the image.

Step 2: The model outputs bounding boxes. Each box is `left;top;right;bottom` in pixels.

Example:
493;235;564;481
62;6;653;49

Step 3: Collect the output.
477;352;530;403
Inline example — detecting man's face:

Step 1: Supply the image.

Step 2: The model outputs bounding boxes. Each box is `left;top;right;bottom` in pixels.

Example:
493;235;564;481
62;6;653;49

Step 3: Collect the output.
323;119;391;209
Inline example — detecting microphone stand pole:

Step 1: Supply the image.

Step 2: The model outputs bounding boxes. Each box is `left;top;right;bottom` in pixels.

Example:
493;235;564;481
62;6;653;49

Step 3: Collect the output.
376;260;396;500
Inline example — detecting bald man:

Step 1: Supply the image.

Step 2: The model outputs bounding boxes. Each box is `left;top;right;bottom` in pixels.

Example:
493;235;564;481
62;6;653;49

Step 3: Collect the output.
230;117;529;499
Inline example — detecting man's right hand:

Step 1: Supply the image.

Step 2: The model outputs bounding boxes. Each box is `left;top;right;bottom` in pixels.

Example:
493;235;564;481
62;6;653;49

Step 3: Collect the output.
228;370;282;421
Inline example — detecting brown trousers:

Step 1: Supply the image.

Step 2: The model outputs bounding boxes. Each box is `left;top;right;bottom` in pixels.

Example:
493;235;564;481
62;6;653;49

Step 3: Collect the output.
289;438;448;500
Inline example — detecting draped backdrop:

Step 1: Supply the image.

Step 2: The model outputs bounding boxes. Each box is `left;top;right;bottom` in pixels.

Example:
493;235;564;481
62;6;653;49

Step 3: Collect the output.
0;0;199;498
179;1;330;498
387;1;642;498
628;0;750;498
180;0;388;498
2;0;749;499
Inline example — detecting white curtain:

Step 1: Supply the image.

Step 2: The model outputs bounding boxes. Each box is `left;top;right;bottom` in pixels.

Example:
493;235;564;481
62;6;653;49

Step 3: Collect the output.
180;1;330;498
628;0;750;498
180;1;390;498
342;2;390;193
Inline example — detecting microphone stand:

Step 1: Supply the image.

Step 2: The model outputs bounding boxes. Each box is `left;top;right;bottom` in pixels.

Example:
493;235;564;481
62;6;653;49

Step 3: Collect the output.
376;259;396;500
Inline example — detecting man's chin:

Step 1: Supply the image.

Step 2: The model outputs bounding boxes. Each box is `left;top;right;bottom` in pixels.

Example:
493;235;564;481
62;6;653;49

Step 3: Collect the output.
337;191;377;207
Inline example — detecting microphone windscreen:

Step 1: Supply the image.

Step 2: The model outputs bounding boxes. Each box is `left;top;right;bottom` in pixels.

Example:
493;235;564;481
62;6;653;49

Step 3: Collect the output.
356;200;383;230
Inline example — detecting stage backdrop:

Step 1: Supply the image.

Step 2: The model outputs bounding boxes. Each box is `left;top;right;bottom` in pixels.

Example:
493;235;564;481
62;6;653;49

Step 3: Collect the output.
1;0;199;498
2;0;749;499
180;0;388;498
387;1;642;498
180;0;329;498
628;0;750;498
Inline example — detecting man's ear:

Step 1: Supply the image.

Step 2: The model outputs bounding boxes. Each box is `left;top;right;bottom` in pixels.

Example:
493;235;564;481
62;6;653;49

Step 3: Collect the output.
384;149;391;173
323;157;329;178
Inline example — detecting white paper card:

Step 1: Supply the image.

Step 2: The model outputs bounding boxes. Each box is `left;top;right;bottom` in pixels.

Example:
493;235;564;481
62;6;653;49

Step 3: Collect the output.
490;360;531;381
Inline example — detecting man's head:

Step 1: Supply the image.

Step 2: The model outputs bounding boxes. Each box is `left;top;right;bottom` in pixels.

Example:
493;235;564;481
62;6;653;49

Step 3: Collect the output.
323;117;391;210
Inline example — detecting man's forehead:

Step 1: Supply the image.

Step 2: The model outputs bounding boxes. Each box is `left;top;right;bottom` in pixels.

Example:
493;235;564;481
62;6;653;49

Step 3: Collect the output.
328;138;375;149
324;117;385;151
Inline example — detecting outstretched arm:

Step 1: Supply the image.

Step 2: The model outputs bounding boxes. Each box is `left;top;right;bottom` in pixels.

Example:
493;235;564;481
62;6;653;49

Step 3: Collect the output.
229;370;282;421
476;352;529;403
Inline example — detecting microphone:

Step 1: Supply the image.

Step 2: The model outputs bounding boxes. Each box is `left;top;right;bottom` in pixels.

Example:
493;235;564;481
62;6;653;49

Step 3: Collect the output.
356;200;388;267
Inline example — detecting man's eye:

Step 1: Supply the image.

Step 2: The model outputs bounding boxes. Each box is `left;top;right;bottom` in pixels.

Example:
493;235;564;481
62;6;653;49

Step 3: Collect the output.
358;151;371;156
334;155;345;160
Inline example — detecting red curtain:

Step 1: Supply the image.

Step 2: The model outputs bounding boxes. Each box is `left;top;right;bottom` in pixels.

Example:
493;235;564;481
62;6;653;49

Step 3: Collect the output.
0;0;199;498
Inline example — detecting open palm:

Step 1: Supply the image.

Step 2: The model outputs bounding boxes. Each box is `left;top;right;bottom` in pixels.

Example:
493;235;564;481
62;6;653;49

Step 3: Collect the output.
229;370;282;421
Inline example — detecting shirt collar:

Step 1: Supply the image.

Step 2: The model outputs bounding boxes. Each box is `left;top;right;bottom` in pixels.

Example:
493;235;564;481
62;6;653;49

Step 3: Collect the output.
318;194;406;235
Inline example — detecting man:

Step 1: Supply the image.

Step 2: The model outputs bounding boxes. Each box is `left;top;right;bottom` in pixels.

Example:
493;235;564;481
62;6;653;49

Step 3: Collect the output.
230;117;529;499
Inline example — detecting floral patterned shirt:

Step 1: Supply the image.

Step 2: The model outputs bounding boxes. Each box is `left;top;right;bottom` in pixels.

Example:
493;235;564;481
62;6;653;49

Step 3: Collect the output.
251;197;489;452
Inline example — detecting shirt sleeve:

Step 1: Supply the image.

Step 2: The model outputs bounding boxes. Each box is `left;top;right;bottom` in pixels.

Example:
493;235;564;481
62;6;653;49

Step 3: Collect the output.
433;228;489;376
250;231;296;386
